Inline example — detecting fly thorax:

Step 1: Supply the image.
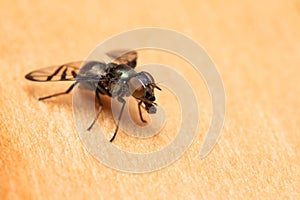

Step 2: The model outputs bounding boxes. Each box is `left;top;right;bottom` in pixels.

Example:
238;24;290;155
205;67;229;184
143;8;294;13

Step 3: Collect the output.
109;80;129;98
109;65;136;98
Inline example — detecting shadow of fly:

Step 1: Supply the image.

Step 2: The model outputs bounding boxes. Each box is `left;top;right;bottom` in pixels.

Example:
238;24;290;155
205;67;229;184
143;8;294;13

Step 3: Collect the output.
25;50;161;142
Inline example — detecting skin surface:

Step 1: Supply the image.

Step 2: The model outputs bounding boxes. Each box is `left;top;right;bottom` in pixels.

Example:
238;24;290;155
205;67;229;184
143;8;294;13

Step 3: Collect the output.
0;0;299;199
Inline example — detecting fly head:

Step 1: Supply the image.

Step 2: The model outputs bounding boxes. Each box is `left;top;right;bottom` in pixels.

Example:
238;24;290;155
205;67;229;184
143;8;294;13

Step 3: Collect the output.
129;71;161;114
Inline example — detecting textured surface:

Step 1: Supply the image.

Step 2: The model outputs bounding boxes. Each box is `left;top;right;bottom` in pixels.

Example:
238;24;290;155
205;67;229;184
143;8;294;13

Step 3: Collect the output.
0;0;299;199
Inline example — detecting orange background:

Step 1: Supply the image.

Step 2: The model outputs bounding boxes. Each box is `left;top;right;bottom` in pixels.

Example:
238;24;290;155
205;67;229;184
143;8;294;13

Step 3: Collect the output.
0;0;299;199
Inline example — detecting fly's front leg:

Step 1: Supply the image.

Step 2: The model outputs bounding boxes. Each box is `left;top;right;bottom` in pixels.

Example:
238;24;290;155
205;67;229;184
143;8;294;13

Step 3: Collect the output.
38;82;78;101
87;90;103;131
109;97;126;142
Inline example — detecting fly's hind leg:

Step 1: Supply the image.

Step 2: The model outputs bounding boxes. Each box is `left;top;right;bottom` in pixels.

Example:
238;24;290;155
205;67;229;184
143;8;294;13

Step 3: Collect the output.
87;90;103;131
38;82;78;101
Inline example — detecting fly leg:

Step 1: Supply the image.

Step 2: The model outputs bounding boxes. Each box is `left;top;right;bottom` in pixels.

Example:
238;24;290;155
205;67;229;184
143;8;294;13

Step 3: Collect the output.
87;90;103;131
38;82;78;101
109;97;126;142
138;101;147;123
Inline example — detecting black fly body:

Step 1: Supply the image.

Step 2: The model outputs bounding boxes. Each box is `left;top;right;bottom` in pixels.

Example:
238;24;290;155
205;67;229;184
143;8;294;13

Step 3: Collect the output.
25;50;161;142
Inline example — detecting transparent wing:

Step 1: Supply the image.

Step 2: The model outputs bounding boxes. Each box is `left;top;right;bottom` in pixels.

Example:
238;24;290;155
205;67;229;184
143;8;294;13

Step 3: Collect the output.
106;49;138;68
25;61;83;82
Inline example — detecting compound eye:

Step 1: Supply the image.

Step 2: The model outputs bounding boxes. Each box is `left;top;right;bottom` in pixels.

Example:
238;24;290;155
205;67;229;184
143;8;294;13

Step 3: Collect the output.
133;86;145;98
142;71;155;84
129;77;145;98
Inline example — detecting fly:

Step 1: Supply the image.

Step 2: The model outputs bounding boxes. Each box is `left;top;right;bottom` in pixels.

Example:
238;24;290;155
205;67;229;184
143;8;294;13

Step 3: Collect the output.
25;50;161;142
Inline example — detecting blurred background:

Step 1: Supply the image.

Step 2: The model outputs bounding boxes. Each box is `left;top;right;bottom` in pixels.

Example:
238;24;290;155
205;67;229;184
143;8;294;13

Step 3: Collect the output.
0;0;299;199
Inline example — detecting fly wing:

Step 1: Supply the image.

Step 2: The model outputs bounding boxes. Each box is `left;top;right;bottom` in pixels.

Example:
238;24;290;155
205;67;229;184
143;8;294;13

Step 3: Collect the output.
25;61;83;82
106;49;137;68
